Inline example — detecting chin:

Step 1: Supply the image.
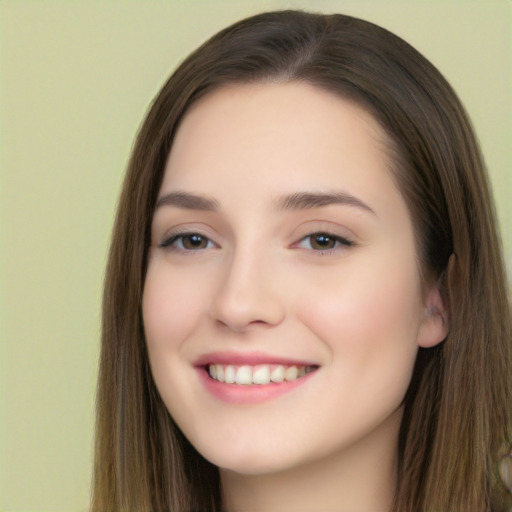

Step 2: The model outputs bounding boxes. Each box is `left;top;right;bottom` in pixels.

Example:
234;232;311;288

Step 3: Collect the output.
195;439;301;476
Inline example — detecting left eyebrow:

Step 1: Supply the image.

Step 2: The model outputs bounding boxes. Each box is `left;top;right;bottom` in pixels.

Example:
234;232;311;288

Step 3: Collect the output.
275;191;376;216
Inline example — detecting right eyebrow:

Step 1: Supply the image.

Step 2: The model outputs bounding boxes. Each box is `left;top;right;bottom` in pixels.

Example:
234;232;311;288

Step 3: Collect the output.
154;191;220;211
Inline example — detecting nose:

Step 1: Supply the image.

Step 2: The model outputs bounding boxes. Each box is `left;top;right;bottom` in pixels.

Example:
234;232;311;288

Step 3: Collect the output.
209;249;285;332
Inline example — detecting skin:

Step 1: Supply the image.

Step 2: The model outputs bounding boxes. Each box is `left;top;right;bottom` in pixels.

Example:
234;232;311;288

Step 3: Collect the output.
142;82;447;511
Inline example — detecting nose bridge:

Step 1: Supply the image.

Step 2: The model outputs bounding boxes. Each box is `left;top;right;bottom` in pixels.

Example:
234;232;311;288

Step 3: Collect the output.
210;239;284;331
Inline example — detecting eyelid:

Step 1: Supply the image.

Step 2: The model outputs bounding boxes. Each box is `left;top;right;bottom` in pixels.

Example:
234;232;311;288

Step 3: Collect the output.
292;217;357;239
158;226;219;252
296;232;356;253
161;233;213;249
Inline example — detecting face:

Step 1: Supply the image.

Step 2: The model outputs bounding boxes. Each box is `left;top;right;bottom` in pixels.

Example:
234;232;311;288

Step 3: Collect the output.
142;82;446;475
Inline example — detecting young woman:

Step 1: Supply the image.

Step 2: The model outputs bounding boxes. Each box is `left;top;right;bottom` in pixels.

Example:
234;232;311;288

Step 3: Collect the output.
91;10;512;512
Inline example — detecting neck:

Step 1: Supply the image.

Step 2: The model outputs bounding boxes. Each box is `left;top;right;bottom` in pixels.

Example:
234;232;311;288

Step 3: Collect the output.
220;408;400;512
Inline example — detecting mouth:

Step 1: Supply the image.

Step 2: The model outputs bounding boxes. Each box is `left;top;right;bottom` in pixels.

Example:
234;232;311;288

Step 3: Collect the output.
205;363;318;385
194;351;320;404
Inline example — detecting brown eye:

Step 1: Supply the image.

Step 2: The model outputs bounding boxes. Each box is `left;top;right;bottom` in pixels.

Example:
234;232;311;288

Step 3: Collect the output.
160;233;214;251
182;234;209;250
310;234;336;250
298;232;355;252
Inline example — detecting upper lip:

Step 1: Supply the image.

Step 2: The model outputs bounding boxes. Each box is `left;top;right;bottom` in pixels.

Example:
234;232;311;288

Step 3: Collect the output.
193;350;318;367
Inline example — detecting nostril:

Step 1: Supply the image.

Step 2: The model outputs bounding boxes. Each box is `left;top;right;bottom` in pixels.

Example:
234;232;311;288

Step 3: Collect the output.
208;265;286;331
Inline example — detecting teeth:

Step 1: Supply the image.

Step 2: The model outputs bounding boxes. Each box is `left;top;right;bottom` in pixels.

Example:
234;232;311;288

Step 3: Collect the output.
207;364;316;385
225;365;235;384
235;365;252;385
284;366;298;381
252;365;271;385
270;365;284;383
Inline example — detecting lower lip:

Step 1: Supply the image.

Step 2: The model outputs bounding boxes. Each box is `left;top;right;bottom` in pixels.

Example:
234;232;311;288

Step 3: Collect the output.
196;367;317;405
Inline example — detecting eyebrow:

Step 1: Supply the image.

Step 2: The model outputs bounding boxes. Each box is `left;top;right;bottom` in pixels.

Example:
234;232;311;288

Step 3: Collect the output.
154;190;376;216
155;191;220;211
275;191;376;216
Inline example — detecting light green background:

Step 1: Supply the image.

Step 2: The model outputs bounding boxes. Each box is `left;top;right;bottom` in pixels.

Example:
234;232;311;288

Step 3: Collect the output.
1;1;510;511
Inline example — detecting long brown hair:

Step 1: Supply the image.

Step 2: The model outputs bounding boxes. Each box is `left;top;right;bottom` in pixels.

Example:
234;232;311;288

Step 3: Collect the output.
91;10;512;512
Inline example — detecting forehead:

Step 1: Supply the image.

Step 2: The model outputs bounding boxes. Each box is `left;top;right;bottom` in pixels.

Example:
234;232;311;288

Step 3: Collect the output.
164;81;393;189
175;81;387;146
158;81;414;256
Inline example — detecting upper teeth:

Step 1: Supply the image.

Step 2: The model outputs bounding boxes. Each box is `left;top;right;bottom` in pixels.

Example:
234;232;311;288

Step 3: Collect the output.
207;364;315;385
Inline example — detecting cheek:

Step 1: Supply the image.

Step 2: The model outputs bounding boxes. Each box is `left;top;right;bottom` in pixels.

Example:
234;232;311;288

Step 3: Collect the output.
141;261;209;401
143;261;205;349
142;260;213;423
302;251;421;327
296;255;422;397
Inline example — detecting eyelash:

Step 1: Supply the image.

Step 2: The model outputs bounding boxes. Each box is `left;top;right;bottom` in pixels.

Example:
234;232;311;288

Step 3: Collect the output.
159;232;215;251
159;231;355;254
296;232;355;254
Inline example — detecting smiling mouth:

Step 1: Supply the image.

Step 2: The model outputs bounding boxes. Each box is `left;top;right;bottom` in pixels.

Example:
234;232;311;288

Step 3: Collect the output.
206;363;318;385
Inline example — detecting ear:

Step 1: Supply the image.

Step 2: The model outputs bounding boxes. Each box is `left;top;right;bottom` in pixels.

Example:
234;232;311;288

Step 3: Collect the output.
417;256;454;348
417;286;448;348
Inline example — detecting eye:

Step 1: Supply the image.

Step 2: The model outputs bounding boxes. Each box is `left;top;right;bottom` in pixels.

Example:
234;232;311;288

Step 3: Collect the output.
160;232;214;251
298;232;355;251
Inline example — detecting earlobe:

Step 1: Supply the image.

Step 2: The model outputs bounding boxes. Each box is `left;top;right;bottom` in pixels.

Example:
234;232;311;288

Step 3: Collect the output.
417;294;449;348
417;256;454;348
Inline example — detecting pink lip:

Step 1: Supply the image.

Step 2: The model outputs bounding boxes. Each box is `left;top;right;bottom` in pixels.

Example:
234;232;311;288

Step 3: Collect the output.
193;350;317;367
193;351;319;405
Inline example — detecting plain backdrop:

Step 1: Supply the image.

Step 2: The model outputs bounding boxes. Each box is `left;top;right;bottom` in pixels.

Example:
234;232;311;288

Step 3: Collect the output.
1;1;510;510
